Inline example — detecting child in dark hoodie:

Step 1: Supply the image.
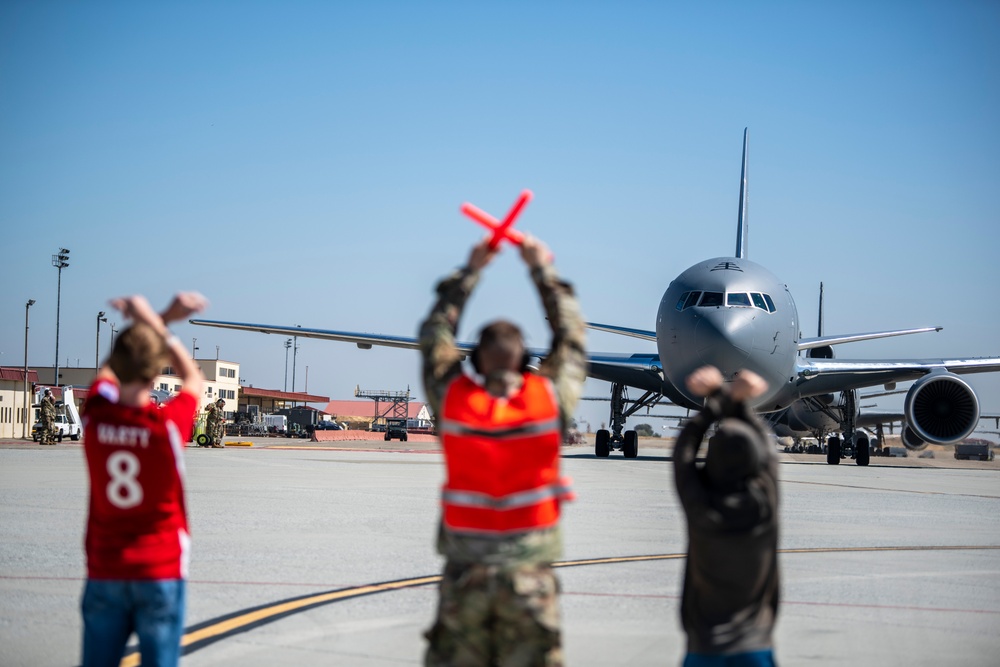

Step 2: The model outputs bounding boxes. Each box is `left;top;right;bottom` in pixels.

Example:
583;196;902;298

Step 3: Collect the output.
673;366;779;667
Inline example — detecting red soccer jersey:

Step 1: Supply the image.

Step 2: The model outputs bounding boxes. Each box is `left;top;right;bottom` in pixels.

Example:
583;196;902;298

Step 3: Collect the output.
82;378;197;580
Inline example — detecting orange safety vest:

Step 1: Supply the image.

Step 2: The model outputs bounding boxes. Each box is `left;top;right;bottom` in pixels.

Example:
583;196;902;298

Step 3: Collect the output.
439;373;574;536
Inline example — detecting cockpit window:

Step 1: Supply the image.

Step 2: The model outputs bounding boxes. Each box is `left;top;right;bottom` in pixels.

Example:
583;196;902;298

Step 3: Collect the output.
681;289;776;312
699;292;724;307
727;292;752;307
676;291;704;311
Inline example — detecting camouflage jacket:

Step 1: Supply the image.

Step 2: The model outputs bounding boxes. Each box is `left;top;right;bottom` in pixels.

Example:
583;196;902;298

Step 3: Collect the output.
41;396;57;420
205;404;222;427
418;261;587;567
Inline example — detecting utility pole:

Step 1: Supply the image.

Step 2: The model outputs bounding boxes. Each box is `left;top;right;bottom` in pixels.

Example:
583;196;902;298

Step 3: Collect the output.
51;248;70;386
23;299;35;439
96;311;107;369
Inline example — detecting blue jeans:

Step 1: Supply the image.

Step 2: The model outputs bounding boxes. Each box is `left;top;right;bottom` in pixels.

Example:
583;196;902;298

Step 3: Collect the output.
81;578;186;667
684;649;777;667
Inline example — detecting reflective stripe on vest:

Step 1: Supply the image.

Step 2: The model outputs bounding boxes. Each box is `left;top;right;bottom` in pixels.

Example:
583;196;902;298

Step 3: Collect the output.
441;479;575;511
438;417;562;439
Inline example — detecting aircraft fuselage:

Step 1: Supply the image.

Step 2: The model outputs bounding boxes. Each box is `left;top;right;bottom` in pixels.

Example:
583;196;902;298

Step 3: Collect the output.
656;256;799;411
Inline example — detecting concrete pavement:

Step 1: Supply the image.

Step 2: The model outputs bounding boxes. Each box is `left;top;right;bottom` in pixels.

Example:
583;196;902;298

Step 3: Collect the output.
1;439;998;666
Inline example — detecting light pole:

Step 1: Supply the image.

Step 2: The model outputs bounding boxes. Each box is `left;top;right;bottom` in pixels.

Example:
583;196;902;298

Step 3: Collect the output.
283;339;292;392
96;311;107;369
109;322;119;353
51;248;70;386
291;326;301;392
23;299;35;439
191;337;198;359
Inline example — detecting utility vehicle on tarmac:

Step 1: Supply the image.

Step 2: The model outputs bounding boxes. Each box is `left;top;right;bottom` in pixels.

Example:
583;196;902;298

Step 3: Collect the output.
384;417;408;442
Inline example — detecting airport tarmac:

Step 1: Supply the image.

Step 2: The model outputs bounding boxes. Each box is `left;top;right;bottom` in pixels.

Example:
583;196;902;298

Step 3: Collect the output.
2;438;998;666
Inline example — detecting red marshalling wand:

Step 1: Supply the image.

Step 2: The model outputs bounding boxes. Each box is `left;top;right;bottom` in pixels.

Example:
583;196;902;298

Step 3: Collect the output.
460;189;533;249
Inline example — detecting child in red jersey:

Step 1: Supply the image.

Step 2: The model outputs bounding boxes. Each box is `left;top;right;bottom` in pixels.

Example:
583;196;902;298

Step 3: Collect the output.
80;293;206;667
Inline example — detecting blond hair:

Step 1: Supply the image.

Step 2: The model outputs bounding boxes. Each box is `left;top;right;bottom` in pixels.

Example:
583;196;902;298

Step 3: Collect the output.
107;323;166;384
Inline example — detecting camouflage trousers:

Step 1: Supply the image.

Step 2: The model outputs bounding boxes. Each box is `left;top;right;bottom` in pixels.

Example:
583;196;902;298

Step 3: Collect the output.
424;561;563;667
40;419;56;445
206;420;224;445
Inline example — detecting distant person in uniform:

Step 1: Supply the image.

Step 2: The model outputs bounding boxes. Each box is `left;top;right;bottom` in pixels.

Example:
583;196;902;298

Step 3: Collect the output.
204;398;226;448
419;234;587;666
673;365;780;667
40;389;58;445
79;292;206;667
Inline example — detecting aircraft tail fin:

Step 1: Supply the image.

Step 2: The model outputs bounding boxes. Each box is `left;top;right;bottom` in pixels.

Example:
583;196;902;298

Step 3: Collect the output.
736;128;749;259
818;282;824;337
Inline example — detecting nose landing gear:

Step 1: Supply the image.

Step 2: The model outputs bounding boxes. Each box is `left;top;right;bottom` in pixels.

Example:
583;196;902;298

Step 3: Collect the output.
593;383;659;459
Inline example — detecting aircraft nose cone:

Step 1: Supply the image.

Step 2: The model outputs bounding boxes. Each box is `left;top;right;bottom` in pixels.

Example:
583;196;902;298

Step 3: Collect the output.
694;309;754;373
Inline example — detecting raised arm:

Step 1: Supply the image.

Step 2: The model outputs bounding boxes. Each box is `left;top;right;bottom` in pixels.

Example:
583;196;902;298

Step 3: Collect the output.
673;366;727;510
103;293;207;398
522;235;587;431
418;238;498;418
673;366;770;519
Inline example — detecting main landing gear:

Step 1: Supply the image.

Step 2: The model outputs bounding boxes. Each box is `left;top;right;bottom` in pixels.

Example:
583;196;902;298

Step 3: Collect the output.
595;428;638;458
826;433;871;466
594;383;661;459
820;389;872;467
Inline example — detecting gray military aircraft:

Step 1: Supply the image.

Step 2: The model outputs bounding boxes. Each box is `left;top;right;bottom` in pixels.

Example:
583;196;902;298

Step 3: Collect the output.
753;284;922;457
191;129;1000;466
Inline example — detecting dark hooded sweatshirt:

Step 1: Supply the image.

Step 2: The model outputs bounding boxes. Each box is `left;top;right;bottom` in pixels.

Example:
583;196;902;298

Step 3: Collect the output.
672;391;780;655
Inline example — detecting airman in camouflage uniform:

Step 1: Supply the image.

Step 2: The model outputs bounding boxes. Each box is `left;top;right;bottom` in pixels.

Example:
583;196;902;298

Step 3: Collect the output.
204;398;226;448
40;390;58;445
419;234;586;667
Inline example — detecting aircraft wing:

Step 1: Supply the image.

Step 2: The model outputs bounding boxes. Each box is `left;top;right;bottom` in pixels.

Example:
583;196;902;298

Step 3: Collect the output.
191;318;672;392
189;319;445;352
797;327;941;351
795;357;1000;395
190;318;563;363
584;322;657;342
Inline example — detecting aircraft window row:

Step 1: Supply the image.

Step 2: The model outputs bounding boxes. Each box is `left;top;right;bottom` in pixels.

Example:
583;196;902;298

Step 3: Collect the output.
675;290;776;312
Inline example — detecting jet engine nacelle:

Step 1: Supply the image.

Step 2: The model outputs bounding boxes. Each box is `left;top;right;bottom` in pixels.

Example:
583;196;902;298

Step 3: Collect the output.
902;372;980;449
901;425;927;452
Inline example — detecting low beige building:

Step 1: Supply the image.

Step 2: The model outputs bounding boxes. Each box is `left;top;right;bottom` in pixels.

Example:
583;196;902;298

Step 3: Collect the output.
155;358;242;418
31;358;242;418
0;368;41;439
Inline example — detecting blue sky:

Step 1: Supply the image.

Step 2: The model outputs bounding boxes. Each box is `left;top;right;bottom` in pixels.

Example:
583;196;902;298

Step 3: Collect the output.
2;1;998;434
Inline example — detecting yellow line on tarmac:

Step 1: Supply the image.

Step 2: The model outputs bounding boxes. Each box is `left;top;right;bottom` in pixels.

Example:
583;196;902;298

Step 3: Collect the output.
118;545;1000;666
554;553;687;567
779;545;1000;555
182;575;442;646
118;575;441;667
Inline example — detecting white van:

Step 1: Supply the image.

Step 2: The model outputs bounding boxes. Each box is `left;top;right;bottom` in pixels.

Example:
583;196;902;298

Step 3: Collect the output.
263;414;288;434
